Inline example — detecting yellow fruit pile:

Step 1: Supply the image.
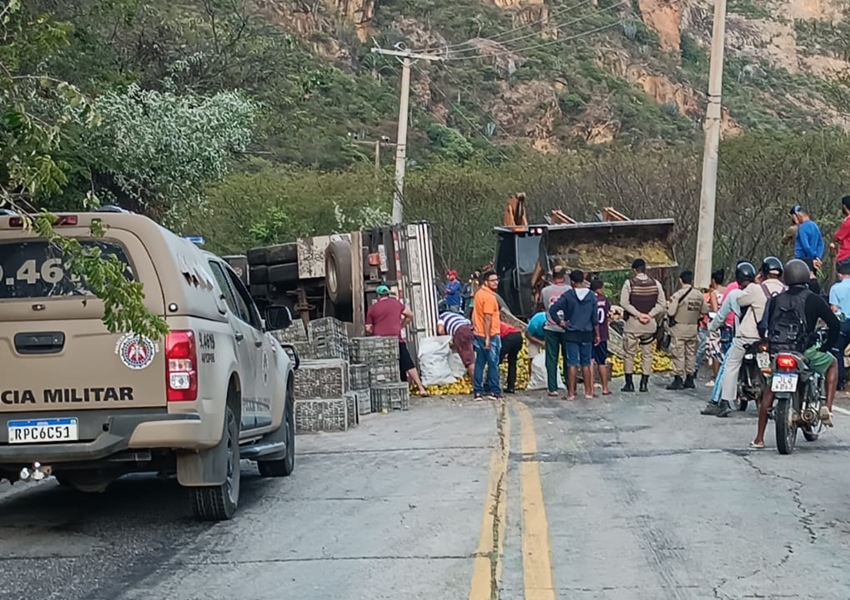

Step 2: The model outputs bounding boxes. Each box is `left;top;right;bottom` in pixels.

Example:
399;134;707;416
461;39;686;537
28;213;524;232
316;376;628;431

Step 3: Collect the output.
416;340;674;396
609;350;673;378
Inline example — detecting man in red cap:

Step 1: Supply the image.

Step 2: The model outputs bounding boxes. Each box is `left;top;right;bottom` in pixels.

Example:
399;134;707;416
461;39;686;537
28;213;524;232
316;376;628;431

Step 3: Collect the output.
445;270;463;313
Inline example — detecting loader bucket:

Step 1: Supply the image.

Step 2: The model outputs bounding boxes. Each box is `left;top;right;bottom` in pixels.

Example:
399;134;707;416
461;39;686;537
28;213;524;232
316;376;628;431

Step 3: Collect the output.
544;218;677;272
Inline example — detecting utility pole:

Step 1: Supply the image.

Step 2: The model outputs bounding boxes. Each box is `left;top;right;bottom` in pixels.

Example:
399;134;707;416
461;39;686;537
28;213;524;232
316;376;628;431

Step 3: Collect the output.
694;0;728;289
371;47;444;224
351;138;397;175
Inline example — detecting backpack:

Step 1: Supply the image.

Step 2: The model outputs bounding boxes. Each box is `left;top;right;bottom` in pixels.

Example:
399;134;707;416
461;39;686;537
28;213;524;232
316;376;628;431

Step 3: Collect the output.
762;290;811;353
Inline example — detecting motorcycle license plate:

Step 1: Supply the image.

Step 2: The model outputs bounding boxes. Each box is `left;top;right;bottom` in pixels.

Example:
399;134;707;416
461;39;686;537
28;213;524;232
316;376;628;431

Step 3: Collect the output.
771;373;798;392
757;352;770;369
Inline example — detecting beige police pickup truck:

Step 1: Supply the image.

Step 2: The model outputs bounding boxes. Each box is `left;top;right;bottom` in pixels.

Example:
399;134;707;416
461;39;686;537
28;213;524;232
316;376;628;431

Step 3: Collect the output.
0;209;298;521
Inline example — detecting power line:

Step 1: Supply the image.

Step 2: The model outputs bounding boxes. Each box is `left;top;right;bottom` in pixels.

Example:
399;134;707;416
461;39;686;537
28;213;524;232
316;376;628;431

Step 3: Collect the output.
419;0;598;52
438;65;517;143
412;63;511;164
443;0;630;59
442;0;681;60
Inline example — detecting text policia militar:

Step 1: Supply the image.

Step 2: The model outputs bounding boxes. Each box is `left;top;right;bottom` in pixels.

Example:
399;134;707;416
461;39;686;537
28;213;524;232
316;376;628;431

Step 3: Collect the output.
1;387;135;405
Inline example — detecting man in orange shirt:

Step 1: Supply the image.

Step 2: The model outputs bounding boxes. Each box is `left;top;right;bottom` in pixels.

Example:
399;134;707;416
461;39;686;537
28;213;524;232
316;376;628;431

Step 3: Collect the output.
472;271;502;400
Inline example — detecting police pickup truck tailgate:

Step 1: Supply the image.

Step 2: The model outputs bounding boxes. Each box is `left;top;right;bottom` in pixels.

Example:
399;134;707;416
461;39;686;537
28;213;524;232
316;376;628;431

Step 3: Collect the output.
0;234;167;416
0;320;167;411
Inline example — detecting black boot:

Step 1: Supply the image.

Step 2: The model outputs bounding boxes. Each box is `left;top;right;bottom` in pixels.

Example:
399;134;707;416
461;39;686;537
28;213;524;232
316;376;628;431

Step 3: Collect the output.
666;375;684;390
717;400;732;417
622;374;635;392
639;375;649;393
683;374;696;389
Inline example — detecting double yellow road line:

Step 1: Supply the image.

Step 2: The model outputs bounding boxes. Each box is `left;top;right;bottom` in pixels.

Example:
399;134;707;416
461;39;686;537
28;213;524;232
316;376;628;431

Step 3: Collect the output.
469;399;555;600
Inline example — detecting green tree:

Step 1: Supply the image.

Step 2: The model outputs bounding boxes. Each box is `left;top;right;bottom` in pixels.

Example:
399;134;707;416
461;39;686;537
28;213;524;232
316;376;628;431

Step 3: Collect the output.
0;0;256;339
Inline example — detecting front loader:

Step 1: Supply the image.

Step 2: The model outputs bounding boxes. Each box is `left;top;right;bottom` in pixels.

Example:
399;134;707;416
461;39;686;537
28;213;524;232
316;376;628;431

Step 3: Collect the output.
493;208;678;319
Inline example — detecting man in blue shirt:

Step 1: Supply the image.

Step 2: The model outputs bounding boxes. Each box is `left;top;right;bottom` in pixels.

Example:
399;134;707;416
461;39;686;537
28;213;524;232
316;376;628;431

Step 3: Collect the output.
524;311;546;382
829;259;850;389
791;205;825;271
444;270;463;313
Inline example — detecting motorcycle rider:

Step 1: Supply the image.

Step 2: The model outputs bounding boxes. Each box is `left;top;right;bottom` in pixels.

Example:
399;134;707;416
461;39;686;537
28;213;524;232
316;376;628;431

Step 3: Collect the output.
715;258;786;410
751;259;840;448
702;262;757;416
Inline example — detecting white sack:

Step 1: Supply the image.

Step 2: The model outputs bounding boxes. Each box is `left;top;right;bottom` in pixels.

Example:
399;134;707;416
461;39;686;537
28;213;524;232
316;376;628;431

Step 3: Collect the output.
527;351;566;391
418;336;459;386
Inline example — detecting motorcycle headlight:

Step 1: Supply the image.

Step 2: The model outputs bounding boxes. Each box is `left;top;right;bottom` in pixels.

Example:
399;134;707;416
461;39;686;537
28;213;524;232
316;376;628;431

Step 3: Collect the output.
744;354;753;359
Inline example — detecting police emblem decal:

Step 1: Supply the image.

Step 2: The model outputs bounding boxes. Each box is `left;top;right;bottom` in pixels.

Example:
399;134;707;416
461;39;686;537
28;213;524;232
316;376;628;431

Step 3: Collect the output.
115;334;158;370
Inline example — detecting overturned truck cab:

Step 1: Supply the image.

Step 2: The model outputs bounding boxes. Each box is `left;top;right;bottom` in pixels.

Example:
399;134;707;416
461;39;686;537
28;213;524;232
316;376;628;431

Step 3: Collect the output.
494;218;678;320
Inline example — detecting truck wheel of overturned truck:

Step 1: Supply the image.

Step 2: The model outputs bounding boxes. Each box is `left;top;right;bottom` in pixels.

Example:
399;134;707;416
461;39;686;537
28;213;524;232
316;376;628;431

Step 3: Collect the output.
190;405;240;521
325;239;353;307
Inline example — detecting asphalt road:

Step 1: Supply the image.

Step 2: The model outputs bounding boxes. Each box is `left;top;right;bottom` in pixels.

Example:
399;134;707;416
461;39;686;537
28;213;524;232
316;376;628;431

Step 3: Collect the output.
1;378;850;600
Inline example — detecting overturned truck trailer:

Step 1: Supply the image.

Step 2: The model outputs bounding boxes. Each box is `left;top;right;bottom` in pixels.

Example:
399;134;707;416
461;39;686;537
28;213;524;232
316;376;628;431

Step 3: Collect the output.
494;218;678;319
236;222;440;362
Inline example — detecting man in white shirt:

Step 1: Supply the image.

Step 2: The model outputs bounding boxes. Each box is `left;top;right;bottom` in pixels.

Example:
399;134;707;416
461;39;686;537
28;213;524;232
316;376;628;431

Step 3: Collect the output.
715;258;785;417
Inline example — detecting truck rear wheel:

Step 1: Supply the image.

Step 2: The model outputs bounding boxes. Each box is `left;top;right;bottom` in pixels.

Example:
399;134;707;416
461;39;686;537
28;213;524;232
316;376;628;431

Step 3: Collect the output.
325;239;353;306
190;406;240;521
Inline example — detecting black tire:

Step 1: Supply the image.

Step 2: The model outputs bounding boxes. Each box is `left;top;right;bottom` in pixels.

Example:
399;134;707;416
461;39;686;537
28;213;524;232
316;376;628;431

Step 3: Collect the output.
266;243;298;265
250;265;269;284
268;263;299;284
250;284;269;298
258;390;296;477
775;396;797;455
190;406;240;521
325;239;353;306
247;247;268;266
737;398;749;412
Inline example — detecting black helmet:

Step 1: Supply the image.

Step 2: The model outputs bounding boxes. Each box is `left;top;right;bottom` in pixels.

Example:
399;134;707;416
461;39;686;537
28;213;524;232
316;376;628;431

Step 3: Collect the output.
761;256;783;277
784;258;810;286
735;262;757;285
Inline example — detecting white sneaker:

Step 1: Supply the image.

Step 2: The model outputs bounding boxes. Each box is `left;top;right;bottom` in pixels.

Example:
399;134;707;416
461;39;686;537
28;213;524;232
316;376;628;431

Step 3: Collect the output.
705;379;715;388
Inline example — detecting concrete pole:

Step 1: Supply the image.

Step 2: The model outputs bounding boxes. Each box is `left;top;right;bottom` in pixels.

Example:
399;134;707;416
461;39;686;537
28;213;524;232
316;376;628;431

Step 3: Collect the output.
694;0;728;289
391;57;412;225
374;139;381;175
371;48;444;225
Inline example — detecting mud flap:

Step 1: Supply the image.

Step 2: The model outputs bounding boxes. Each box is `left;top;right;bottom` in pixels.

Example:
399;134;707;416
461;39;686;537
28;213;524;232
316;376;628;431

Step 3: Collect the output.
257;417;288;462
176;430;229;487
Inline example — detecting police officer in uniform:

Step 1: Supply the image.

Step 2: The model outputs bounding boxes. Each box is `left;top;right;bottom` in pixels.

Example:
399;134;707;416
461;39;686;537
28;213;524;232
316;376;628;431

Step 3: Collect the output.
619;258;667;392
666;270;709;390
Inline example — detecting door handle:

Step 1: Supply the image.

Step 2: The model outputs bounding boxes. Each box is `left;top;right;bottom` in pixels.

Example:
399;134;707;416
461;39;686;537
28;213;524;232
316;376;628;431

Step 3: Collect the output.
235;332;244;342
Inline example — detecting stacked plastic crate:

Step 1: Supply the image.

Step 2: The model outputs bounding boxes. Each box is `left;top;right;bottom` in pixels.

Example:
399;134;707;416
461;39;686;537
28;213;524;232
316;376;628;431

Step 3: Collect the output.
349;337;410;412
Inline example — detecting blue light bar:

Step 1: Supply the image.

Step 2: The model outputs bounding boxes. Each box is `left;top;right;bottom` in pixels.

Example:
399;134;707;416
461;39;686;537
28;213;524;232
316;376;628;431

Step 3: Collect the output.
185;236;205;246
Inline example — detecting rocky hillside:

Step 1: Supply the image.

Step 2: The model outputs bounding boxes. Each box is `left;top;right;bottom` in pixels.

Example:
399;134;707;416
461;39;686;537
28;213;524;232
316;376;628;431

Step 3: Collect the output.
255;0;850;154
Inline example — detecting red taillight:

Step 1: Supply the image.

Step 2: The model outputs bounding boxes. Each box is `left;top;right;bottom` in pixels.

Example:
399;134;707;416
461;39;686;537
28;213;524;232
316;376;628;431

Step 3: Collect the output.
165;330;197;401
776;355;797;370
7;215;77;227
55;215;78;226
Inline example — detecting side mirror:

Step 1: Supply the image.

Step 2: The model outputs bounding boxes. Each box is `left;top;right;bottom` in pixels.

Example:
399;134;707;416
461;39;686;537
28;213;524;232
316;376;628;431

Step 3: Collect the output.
265;305;293;331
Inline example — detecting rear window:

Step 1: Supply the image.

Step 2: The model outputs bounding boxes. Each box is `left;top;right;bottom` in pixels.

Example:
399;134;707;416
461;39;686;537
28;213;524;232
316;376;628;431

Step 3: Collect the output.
0;240;133;299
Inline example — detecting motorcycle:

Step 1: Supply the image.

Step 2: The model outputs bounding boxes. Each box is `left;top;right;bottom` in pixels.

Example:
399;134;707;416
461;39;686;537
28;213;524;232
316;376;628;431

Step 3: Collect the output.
736;341;769;412
769;329;828;455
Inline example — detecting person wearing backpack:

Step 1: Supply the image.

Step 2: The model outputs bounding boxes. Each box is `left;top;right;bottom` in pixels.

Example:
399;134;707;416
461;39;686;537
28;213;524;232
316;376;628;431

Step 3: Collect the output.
751;259;841;449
